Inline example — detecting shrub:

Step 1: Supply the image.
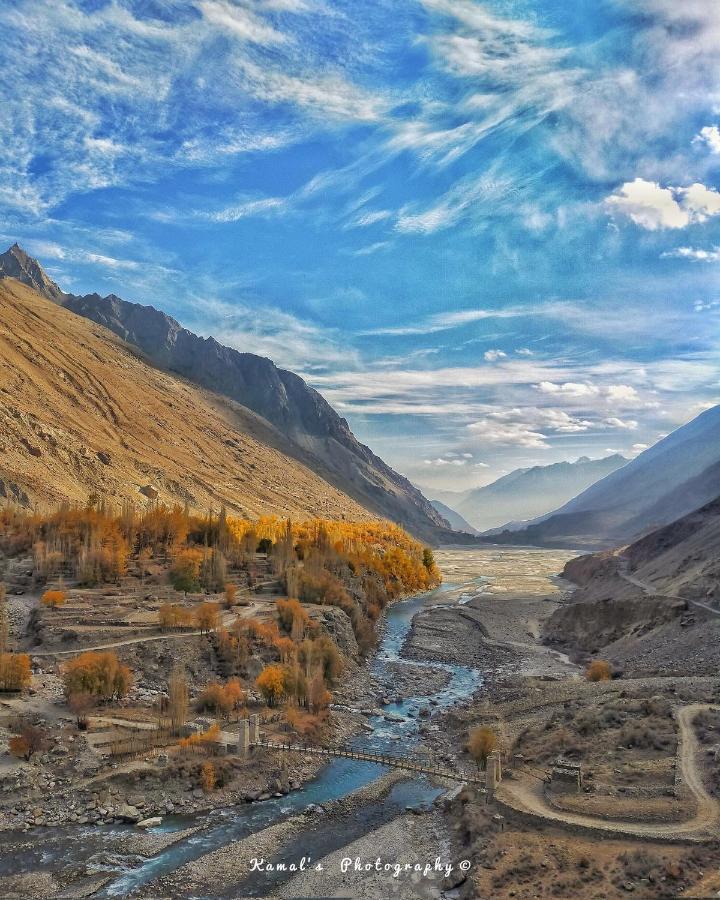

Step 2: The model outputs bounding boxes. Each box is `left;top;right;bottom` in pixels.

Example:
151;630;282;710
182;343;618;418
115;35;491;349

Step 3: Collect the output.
8;722;46;760
585;660;612;682
196;679;244;717
224;583;237;608
169;549;202;594
68;691;95;729
179;722;220;752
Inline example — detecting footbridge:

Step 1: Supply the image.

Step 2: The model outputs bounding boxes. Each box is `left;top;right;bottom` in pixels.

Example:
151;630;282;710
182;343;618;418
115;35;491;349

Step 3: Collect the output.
250;738;486;785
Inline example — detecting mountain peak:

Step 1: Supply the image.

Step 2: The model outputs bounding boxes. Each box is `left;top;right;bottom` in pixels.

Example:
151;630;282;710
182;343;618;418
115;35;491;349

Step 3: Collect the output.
0;243;65;302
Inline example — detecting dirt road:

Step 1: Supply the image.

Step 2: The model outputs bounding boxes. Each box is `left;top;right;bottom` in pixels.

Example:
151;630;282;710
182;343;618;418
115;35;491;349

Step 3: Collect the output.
497;703;720;841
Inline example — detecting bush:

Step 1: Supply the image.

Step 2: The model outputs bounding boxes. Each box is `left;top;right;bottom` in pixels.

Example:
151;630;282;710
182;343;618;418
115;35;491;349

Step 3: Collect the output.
256;665;286;706
196;679;244;717
585;660;612;682
8;722;46;760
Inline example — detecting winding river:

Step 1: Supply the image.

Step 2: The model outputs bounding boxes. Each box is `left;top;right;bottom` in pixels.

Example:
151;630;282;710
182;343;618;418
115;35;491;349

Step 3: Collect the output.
0;578;484;897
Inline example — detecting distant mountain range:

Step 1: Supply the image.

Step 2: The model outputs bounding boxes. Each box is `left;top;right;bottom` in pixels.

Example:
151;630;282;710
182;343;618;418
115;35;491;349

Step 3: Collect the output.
491;404;720;549
434;454;628;533
429;500;478;535
0;243;452;541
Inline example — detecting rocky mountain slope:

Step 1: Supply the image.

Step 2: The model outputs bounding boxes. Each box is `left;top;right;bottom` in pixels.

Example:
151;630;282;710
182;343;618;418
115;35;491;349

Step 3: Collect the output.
436;454;628;532
0;244;450;540
490;406;720;549
0;277;377;520
543;495;720;676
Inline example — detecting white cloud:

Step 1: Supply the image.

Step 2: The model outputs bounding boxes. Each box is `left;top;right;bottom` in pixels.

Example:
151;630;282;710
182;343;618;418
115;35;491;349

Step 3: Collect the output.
203;197;288;223
665;247;720;263
468;419;549;449
199;0;288;45
484;349;507;362
605;178;720;230
606;384;640;404
537;381;600;398
605;416;639;430
516;348;533;356
695;125;720;154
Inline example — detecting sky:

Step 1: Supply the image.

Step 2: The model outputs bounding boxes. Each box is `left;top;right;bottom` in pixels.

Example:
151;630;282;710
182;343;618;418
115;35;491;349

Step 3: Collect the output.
1;0;719;495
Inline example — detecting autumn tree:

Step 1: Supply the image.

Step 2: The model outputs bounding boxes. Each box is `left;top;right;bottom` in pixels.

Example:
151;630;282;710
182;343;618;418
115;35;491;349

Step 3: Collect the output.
224;582;237;608
308;668;331;713
200;549;227;594
195;602;220;634
9;722;46;760
201;760;217;792
68;691;95;729
41;589;66;609
63;651;133;700
585;659;612;682
167;666;189;735
169;549;202;594
0;653;32;692
467;726;497;770
256;665;286;707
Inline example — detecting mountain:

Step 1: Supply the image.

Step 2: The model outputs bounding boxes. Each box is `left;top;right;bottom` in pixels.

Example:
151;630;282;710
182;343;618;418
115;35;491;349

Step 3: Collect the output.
0;277;376;520
493;406;720;549
440;455;628;532
0;245;450;541
543;494;720;676
429;500;478;535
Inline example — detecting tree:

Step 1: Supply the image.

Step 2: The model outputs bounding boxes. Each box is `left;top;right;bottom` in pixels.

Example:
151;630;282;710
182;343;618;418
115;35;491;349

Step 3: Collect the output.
63;651;133;700
195;602;220;635
586;659;612;682
159;603;193;630
0;653;32;692
41;589;66;609
308;668;331;713
256;665;286;707
169;549;202;594
167;667;189;735
224;582;237;608
68;691;95;729
467;726;497;770
9;723;46;760
200;549;227;594
200;760;217;792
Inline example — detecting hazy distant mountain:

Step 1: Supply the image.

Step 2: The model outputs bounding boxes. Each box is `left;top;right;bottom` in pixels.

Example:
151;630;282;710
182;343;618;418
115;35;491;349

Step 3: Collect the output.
493;405;720;549
440;455;628;532
430;500;479;535
0;244;451;542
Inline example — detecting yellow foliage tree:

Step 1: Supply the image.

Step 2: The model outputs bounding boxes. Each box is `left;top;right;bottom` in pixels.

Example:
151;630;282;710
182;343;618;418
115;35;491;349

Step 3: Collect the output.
63;651;133;700
256;665;286;706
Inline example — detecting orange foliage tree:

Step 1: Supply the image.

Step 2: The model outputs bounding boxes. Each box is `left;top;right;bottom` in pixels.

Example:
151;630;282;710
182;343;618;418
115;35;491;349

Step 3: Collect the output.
63;651;133;700
41;589;67;609
0;653;32;692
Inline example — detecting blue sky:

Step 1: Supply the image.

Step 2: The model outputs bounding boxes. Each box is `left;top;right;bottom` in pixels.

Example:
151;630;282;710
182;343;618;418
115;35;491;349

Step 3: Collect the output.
1;0;719;493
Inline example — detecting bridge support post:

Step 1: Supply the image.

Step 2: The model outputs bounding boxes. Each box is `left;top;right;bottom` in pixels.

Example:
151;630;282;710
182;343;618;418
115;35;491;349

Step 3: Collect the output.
249;714;260;743
485;752;499;799
239;719;250;756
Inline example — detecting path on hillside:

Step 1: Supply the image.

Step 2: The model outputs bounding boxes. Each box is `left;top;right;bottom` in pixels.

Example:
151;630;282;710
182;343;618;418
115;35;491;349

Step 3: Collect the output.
617;565;720;618
497;703;720;840
28;592;276;659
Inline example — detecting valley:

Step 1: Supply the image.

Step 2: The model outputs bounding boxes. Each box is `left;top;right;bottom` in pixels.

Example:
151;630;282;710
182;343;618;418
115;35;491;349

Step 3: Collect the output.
2;542;718;899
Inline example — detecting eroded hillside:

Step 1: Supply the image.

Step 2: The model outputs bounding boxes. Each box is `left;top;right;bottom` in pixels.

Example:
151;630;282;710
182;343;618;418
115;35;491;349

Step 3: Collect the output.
0;278;373;521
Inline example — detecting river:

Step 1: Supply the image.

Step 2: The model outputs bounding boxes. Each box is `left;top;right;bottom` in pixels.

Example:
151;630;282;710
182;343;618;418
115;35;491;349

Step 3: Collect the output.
0;546;573;897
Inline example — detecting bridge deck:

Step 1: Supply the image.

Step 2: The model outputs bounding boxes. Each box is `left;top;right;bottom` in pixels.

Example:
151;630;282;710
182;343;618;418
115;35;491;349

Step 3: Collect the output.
251;739;484;785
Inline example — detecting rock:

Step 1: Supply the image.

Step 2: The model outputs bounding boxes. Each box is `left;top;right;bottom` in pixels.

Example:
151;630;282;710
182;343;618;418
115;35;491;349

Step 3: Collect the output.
137;817;163;829
117;804;141;823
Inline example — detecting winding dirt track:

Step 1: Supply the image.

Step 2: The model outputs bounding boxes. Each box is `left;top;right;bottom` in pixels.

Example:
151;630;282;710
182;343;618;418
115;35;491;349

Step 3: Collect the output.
497;703;720;841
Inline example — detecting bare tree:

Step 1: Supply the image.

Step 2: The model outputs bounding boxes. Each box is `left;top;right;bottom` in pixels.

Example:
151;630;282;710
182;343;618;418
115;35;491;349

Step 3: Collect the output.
168;666;189;735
